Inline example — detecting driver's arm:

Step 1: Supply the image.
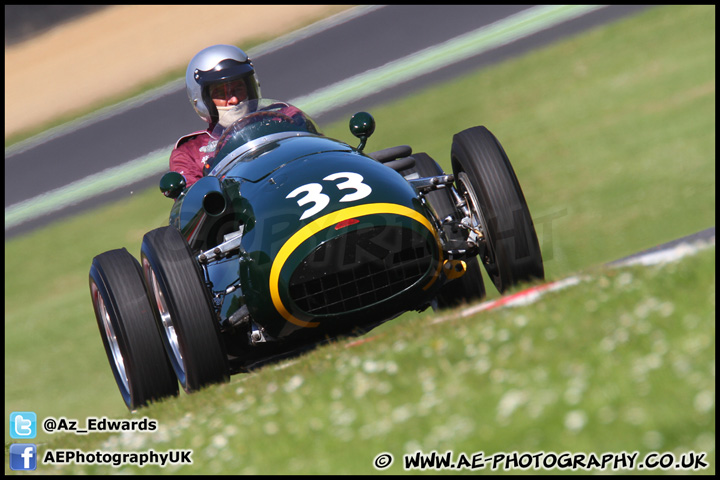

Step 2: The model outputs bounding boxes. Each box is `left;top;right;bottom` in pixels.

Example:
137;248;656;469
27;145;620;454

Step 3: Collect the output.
169;136;208;188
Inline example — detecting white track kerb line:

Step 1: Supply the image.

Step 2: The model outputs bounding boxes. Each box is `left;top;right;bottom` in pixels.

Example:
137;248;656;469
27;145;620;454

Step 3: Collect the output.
5;149;170;229
4;5;606;230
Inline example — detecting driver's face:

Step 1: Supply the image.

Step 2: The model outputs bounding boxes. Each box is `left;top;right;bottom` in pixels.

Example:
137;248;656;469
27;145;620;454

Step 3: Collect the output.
210;79;247;106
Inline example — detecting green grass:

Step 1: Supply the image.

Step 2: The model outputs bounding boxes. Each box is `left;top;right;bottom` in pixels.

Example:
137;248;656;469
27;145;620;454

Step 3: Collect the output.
5;5;715;474
10;244;716;475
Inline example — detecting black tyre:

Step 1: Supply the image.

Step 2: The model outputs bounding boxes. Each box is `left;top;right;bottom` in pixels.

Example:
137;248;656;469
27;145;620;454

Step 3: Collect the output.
141;226;229;392
451;126;544;293
402;152;486;307
89;249;179;410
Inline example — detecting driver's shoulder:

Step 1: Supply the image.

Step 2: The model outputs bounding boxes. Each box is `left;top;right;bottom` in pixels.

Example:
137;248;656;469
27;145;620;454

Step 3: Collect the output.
174;129;213;149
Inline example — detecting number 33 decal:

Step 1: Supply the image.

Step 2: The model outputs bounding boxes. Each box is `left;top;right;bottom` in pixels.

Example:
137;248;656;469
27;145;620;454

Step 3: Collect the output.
286;172;372;220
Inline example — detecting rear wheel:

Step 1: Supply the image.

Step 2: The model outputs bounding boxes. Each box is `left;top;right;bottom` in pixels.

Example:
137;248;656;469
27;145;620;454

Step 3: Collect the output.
141;226;229;392
402;152;486;307
451;126;544;293
89;249;178;410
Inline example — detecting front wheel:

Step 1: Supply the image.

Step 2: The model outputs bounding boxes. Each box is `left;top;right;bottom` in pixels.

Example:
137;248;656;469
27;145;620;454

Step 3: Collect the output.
451;126;544;293
89;249;179;410
141;226;229;392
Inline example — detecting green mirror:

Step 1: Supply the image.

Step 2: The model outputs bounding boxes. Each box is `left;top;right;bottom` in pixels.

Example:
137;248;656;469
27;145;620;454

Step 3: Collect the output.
349;111;375;152
159;171;187;199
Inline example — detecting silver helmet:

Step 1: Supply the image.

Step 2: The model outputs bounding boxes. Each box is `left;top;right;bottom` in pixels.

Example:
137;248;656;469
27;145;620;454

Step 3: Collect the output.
185;44;261;125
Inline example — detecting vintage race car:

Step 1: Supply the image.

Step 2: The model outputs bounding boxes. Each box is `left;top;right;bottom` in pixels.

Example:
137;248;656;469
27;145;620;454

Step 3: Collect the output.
89;99;544;410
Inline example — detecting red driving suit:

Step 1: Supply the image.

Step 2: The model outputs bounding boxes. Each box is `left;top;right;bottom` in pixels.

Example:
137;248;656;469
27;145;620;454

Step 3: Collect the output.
169;127;216;188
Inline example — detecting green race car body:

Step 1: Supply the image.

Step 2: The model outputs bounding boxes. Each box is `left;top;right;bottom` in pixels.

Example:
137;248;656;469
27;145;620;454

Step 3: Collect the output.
90;98;544;409
167;100;445;365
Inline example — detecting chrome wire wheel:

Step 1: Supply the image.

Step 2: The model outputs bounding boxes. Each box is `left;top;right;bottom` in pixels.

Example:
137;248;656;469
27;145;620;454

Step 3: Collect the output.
456;171;499;280
456;172;486;238
91;281;130;395
143;258;187;385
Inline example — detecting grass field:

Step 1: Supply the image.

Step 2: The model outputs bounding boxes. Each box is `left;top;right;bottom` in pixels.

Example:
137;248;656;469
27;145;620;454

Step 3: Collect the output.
5;5;715;474
12;246;717;475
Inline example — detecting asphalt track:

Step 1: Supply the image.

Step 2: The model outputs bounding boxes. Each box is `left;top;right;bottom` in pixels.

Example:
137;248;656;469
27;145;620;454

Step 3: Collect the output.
5;5;654;238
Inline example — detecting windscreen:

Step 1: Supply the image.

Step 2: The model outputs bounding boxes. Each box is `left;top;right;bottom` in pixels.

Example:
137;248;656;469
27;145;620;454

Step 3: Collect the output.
206;99;321;170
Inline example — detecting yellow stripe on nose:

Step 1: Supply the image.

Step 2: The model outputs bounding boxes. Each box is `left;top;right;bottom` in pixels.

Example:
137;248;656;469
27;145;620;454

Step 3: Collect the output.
269;203;442;328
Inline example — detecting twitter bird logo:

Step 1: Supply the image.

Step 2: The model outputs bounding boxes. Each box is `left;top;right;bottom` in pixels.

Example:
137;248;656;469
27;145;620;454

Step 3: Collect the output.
10;412;37;439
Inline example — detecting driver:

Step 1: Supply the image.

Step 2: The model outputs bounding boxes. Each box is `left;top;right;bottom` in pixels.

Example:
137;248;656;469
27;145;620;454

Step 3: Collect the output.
170;44;262;187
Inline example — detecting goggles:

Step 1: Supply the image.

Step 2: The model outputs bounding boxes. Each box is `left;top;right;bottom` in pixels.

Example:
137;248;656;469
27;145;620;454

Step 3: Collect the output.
209;79;248;102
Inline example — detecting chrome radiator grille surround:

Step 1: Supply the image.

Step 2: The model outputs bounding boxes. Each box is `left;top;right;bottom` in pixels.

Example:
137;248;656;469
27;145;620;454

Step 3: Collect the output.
288;226;433;315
